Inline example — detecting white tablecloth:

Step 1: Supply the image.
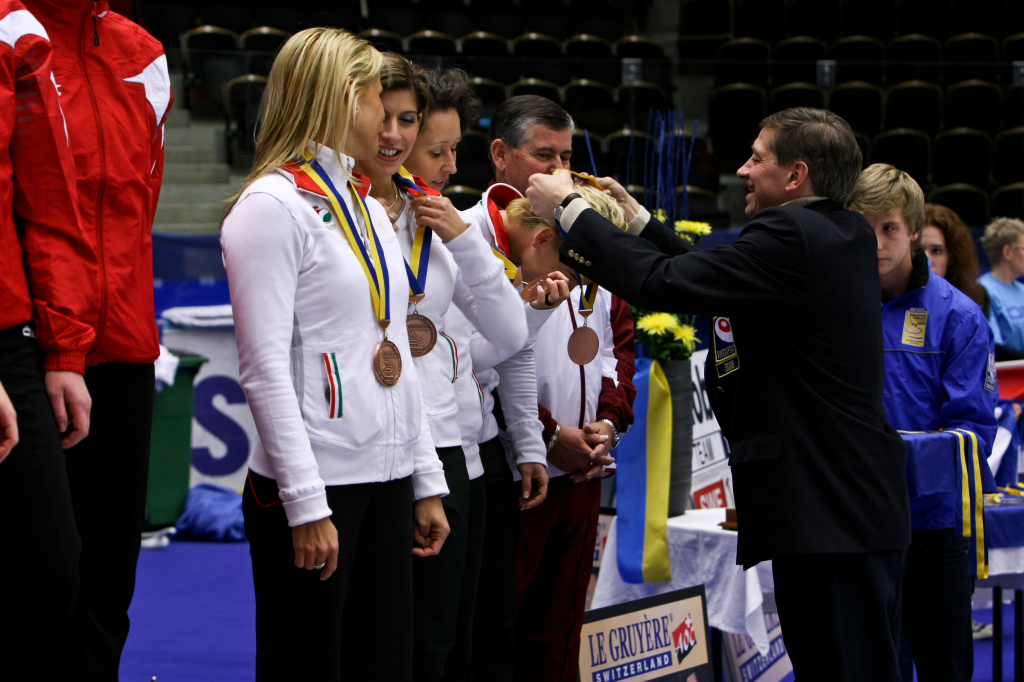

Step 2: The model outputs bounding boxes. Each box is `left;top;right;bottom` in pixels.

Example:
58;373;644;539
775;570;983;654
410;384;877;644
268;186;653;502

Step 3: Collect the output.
591;508;774;656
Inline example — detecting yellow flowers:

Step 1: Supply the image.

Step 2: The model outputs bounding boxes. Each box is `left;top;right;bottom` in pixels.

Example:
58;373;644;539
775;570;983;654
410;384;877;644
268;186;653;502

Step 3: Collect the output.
636;313;700;353
674;220;712;236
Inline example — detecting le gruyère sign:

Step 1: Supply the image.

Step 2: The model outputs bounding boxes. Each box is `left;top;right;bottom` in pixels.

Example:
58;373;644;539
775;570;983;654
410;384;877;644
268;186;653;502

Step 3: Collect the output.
580;586;713;682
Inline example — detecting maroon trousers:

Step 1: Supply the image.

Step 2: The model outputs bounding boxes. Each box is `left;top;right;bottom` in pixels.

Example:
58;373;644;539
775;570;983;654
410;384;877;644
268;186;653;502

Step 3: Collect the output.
514;475;601;682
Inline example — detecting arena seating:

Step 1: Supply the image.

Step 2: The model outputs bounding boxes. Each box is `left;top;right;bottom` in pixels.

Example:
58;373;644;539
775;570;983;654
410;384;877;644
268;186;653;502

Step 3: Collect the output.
141;0;1024;226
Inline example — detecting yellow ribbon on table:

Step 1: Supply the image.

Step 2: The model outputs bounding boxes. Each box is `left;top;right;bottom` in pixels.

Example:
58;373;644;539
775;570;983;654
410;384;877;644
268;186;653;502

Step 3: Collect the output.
642;359;673;582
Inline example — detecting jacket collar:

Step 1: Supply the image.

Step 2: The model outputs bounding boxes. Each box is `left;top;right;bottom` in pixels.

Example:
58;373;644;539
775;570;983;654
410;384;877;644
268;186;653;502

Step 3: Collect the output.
278;143;371;199
904;248;931;295
26;0;108;26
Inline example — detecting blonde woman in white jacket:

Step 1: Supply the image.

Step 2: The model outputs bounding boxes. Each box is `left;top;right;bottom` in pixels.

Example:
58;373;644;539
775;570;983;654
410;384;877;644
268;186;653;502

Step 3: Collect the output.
220;29;449;681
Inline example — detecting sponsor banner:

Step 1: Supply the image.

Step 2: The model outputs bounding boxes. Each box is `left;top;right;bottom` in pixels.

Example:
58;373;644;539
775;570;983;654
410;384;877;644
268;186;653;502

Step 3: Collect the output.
580;586;713;682
163;327;255;492
722;612;792;682
690;350;734;509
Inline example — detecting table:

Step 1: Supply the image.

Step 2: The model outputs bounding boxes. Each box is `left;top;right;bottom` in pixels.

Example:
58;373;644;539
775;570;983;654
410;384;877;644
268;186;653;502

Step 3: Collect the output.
591;508;775;657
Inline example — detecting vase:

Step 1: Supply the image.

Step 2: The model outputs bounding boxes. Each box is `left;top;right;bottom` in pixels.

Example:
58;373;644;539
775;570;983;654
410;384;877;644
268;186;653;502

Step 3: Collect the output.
661;358;694;517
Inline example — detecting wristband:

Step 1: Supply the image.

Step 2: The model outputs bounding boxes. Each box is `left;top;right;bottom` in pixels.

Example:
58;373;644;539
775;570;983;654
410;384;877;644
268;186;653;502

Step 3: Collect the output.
546;424;561;452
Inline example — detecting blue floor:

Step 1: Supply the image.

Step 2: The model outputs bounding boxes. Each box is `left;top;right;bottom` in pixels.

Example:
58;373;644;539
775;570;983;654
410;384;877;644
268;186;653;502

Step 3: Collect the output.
121;542;1011;681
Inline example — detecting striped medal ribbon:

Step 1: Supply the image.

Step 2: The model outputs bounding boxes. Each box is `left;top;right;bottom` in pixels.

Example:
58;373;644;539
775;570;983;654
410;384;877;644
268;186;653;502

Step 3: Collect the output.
298;154;401;386
395;169;438;357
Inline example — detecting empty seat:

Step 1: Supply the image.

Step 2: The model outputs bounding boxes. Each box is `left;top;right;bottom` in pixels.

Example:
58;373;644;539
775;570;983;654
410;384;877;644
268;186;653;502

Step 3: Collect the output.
525;59;575;86
887;35;942;85
565;80;619;135
1005;84;1024;129
524;4;573;41
428;11;474;39
933;128;992;187
709;83;767;173
564;34;613;59
944;33;999;84
945;80;1001;136
509;78;561;101
442;185;484;211
358;29;403;54
773;37;828;87
896;0;950;39
677;185;721;219
768;83;825;113
571;130;609;176
788;0;842;43
310;3;362;32
873;128;931;186
734;0;786;45
715;38;770;89
470;77;507;108
829;81;885;136
458;129;490;161
832;36;884;85
614;36;665;59
951;0;1007;39
460;32;510;57
995;128;1024;185
617;82;670;128
886;81;943;136
407;30;457;56
1004;33;1024;83
239;26;290;52
842;0;897;42
183;24;238;51
575;1;625;42
992;183;1024;220
512;33;563;58
606;128;649;185
854;131;872;167
225;74;267;171
928;184;990;226
370;1;422;36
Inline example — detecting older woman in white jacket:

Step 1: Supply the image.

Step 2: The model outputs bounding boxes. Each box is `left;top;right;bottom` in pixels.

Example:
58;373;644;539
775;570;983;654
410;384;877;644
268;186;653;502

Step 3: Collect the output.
220;29;448;681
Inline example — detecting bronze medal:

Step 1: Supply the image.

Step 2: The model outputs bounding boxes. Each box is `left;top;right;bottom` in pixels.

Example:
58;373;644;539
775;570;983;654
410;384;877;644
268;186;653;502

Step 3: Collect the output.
521;275;546;302
373;339;402;386
406;313;437;357
567;326;599;365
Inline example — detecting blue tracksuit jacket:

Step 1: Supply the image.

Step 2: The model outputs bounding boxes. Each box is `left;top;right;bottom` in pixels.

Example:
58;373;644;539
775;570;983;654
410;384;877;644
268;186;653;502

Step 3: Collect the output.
882;251;998;528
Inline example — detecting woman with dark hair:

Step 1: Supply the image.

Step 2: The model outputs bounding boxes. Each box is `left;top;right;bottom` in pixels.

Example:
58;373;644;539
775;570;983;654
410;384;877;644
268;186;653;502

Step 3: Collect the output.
922;204;989;314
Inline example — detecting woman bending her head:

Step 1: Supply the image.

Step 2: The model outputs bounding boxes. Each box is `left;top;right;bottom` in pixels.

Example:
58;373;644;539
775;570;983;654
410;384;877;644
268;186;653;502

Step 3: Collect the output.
221;29;449;681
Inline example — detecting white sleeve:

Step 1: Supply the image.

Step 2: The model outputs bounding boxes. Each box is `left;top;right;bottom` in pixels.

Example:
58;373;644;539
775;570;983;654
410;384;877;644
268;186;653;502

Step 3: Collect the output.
407;355;449;499
447;227;528;364
494;342;548;468
221;192;331;527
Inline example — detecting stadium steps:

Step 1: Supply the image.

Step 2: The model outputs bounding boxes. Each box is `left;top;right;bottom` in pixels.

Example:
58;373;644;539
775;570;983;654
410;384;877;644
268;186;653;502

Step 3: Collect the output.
154;70;237;235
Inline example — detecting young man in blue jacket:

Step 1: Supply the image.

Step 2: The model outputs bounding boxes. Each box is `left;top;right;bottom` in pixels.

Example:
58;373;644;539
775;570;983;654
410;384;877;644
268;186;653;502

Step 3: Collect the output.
849;163;998;682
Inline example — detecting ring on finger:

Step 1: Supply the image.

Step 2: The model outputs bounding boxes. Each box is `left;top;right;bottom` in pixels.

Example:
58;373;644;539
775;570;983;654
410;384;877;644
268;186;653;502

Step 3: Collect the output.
544;293;553;306
313;561;326;570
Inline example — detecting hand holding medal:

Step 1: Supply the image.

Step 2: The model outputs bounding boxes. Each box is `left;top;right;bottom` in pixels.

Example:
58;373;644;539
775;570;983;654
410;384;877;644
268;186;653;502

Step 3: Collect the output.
521;271;572;310
411;194;469;243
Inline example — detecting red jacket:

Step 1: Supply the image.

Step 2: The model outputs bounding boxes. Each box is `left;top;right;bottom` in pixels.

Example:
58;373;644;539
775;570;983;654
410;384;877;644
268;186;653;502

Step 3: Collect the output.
25;0;170;365
0;0;94;373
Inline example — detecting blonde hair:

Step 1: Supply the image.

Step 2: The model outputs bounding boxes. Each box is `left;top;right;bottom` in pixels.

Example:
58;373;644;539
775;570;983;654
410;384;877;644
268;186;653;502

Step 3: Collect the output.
981;217;1024;265
847;163;926;238
506;184;628;250
226;28;382;212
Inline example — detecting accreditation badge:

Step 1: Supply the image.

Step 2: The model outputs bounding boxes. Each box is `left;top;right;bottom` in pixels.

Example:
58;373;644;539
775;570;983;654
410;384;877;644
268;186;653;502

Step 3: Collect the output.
901;308;928;347
712;317;739;378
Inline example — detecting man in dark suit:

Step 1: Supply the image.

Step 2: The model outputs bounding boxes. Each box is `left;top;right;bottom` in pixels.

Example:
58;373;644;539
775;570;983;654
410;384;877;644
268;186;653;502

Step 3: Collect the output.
527;108;912;680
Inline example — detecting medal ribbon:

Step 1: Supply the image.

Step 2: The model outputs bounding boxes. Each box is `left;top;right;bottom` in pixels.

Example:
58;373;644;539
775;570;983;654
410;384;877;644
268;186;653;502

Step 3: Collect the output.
552;185;599;316
298;155;391;326
394;168;436;300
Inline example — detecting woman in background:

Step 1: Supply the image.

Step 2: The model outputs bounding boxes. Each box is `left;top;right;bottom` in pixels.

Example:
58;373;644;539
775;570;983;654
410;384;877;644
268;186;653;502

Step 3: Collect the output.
921;204;989;313
221;29;448;681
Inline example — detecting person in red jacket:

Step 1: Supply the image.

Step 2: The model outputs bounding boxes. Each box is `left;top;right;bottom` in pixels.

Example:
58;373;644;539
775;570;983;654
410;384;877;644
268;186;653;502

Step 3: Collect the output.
23;1;171;676
0;0;96;674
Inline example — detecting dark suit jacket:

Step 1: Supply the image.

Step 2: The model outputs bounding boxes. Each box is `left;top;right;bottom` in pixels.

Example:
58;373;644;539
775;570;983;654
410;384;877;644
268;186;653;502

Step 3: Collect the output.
561;200;912;567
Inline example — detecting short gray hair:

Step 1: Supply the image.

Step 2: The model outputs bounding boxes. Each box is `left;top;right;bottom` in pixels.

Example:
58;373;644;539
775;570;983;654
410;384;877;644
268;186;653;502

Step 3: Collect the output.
488;95;574;162
982;217;1024;265
759;107;862;204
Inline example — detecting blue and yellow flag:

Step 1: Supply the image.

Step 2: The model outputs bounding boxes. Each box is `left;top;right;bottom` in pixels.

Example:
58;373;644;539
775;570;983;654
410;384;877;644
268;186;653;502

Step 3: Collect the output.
615;357;673;583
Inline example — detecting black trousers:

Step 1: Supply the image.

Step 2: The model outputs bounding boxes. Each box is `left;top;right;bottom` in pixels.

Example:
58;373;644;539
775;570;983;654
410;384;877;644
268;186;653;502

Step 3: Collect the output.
244;470;415;681
64;361;154;680
413;446;486;682
898;528;973;682
471;437;519;682
0;325;80;679
773;548;907;682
